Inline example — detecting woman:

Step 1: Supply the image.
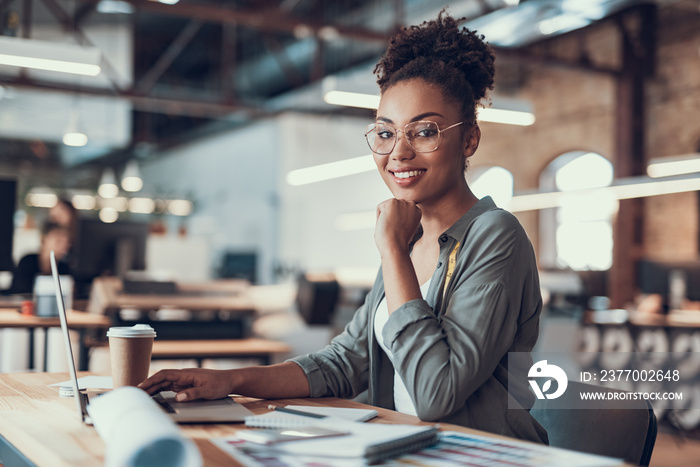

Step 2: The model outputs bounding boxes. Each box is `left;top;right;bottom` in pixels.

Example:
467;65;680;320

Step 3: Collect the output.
9;222;72;294
140;11;547;443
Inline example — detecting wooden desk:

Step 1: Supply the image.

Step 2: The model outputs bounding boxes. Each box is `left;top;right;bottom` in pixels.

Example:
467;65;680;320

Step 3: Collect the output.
0;372;632;467
87;277;255;315
151;338;292;366
85;338;293;366
0;309;111;372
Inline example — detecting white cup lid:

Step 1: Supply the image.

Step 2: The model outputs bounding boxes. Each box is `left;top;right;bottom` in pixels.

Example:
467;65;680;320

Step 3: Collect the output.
107;324;156;338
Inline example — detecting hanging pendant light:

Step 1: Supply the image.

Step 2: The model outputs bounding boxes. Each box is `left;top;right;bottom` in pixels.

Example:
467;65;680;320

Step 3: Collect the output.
62;107;88;147
121;160;144;192
98;167;119;199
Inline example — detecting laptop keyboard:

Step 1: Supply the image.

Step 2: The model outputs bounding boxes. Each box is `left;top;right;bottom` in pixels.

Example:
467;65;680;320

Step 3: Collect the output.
152;393;177;413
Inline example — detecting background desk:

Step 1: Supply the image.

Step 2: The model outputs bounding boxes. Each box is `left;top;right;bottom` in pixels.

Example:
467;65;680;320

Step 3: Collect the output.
86;277;257;343
0;310;111;371
0;372;633;467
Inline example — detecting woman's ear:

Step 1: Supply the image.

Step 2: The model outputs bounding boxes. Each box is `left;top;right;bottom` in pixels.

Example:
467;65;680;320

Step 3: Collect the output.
463;125;481;159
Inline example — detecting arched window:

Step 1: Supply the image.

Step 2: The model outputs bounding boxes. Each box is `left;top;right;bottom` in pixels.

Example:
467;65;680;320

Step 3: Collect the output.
540;152;615;271
468;166;514;208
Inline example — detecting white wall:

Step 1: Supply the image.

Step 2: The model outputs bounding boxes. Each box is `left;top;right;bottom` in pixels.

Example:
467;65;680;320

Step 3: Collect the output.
140;112;390;283
141;119;281;283
278;113;389;273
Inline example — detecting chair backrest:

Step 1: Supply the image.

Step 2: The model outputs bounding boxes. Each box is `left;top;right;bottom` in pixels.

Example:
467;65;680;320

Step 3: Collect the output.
530;381;657;466
295;273;340;325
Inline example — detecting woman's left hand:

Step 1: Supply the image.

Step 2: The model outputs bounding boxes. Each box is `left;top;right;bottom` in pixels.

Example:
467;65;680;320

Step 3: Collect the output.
375;198;422;257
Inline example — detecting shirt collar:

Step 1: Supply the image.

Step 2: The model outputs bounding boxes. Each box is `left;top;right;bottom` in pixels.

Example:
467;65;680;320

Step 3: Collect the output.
443;196;498;242
409;196;498;246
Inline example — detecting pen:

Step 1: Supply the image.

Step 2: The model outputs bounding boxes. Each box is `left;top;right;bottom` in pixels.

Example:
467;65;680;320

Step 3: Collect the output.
267;404;327;419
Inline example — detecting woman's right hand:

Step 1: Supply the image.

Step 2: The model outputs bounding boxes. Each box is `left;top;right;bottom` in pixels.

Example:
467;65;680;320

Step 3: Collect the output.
138;368;235;402
374;198;422;257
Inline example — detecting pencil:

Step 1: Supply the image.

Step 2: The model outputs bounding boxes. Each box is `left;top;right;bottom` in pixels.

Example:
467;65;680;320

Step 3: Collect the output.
267;404;327;419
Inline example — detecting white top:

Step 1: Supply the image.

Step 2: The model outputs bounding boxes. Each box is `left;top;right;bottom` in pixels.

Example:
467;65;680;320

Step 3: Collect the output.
106;324;157;338
374;277;432;415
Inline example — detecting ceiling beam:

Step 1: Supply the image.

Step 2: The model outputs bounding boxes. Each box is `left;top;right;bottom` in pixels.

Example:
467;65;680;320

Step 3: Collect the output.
135;19;204;95
0;75;265;118
74;0;390;43
74;0;100;27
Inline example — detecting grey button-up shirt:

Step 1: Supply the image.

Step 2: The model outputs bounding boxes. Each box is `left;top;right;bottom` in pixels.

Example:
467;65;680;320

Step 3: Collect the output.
290;197;548;443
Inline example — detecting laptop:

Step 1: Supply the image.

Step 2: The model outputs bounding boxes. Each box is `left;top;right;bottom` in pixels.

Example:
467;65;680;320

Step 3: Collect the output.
50;251;254;424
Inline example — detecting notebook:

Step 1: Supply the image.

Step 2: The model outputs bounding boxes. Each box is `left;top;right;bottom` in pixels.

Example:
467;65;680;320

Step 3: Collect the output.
49;251;254;425
244;406;378;427
253;418;439;464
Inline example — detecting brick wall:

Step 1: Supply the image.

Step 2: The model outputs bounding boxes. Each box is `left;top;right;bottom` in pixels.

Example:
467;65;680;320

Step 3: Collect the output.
471;3;700;264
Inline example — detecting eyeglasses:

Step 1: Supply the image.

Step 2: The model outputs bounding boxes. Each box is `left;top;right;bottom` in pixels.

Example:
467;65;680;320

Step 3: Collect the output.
364;120;465;155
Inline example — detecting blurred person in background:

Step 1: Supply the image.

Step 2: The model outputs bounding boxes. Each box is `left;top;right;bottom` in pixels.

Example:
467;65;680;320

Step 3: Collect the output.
9;222;71;294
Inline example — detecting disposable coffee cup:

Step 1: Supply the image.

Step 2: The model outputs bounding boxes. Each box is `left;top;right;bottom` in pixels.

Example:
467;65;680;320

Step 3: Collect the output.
107;324;157;388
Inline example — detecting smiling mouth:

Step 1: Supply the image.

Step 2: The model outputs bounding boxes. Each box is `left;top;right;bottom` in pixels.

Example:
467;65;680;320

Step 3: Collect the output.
391;170;426;179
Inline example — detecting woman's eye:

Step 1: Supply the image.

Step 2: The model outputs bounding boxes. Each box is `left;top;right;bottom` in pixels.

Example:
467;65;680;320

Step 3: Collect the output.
414;128;437;138
377;129;395;139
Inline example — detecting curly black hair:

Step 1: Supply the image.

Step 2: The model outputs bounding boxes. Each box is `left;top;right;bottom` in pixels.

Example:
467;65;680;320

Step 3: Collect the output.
374;10;495;124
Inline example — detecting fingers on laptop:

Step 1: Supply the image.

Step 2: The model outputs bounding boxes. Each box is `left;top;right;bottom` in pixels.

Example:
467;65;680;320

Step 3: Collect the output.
137;369;183;394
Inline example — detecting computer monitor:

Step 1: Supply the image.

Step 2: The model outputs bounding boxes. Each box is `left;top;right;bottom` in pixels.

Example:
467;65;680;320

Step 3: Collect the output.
219;251;257;284
637;259;700;308
72;218;149;289
0;179;16;272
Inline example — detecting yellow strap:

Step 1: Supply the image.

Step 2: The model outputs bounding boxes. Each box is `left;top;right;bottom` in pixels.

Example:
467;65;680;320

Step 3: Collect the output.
443;241;460;296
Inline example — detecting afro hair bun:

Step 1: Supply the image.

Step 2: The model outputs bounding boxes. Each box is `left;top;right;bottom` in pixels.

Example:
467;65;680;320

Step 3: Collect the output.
374;9;495;105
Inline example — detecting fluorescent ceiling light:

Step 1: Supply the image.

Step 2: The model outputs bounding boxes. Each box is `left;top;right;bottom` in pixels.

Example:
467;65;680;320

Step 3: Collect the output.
537;14;590;35
334;173;700;229
97;1;134;14
287;155;376;186
647;153;700;178
477;108;535;126
149;0;180;4
323;91;535;126
0;36;101;77
324;91;380;109
507;173;700;213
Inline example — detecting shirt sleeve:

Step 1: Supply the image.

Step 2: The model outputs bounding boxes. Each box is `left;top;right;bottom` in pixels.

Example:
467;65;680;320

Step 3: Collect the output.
288;286;374;399
381;211;534;421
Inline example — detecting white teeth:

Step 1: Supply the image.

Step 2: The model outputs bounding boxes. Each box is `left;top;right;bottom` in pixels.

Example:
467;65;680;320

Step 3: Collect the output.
394;170;425;179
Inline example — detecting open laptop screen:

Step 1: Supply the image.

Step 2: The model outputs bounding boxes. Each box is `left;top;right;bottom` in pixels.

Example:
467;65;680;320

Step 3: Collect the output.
50;250;87;423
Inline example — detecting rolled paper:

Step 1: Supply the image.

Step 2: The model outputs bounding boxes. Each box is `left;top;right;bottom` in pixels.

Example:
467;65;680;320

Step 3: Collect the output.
87;386;202;467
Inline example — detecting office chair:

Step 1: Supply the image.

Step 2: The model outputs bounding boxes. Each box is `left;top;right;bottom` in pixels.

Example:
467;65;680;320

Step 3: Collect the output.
295;273;340;325
530;381;657;466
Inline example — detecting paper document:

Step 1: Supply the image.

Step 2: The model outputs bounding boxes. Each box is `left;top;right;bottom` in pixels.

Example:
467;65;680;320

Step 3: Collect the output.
213;430;623;467
231;418;437;464
244;406;377;427
51;375;113;390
